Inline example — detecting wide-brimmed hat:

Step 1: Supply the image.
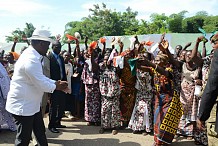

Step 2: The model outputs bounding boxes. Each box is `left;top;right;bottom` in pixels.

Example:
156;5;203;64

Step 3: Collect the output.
28;29;54;43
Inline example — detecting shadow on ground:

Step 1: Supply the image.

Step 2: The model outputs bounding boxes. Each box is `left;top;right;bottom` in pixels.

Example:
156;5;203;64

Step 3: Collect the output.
47;138;141;146
0;130;16;144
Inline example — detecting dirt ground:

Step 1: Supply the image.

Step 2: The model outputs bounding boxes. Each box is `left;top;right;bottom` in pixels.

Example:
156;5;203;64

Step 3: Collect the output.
0;117;196;146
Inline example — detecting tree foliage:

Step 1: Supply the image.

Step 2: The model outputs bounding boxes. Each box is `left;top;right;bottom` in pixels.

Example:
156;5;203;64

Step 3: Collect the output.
5;23;35;43
168;11;188;33
63;4;218;41
5;4;218;43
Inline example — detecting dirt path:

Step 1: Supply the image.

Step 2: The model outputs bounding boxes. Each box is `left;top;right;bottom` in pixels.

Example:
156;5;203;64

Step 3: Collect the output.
0;117;196;146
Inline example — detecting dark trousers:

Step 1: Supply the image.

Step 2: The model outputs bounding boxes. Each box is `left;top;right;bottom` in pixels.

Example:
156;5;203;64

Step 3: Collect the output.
12;111;47;146
48;90;66;128
65;93;75;115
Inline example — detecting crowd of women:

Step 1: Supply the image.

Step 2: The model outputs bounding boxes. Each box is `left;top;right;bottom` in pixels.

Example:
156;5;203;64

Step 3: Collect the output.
0;32;218;146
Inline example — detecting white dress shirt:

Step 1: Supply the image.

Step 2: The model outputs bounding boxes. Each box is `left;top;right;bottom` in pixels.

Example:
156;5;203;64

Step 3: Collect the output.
6;46;56;116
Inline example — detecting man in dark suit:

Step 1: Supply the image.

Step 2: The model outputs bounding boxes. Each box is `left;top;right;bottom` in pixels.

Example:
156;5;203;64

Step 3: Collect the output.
198;32;218;145
48;40;67;133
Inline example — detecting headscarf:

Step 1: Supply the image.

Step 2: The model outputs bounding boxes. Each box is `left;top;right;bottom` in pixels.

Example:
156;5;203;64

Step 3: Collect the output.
140;48;147;54
156;54;169;64
211;32;218;42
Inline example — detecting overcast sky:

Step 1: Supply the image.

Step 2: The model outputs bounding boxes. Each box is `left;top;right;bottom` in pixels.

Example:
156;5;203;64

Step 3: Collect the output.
0;0;217;42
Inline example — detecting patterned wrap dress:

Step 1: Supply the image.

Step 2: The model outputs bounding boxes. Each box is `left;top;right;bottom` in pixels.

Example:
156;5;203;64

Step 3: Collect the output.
81;62;101;123
120;59;136;122
153;67;183;145
128;68;153;132
178;64;200;136
0;63;16;131
99;65;121;129
193;56;212;146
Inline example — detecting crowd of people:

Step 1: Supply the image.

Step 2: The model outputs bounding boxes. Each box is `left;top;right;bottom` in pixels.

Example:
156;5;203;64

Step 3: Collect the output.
0;29;218;146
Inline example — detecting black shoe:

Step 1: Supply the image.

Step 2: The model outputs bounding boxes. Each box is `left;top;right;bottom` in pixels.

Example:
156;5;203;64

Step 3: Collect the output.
99;128;105;134
56;124;66;128
49;127;60;133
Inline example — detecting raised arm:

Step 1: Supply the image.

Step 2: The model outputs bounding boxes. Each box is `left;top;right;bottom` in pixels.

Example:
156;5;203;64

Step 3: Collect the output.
138;58;172;78
101;41;106;56
190;36;204;67
118;41;124;55
202;39;208;58
182;42;192;51
159;40;182;70
67;40;72;55
84;36;88;50
11;37;18;52
75;40;81;58
22;34;30;46
91;50;99;73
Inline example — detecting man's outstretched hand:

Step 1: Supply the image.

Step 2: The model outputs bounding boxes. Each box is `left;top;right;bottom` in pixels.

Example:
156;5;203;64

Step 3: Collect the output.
55;80;68;91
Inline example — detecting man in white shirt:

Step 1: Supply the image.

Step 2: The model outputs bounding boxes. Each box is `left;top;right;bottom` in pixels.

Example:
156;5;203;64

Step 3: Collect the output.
5;29;68;146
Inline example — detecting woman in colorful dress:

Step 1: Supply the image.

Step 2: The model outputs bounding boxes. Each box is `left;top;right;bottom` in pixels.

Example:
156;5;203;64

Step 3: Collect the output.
178;50;201;139
128;49;154;135
119;49;136;127
139;41;183;145
0;62;16;132
98;51;121;135
190;36;211;146
81;45;101;126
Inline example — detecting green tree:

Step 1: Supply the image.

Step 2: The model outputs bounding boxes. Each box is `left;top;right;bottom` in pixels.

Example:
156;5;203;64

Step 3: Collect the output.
168;11;188;33
5;23;35;42
149;13;169;33
203;16;218;32
121;7;139;35
64;3;140;41
182;15;206;33
137;20;149;35
196;11;208;16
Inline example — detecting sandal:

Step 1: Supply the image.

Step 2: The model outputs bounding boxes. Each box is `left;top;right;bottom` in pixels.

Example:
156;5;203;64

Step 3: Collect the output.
194;141;201;145
187;136;193;140
174;134;180;139
143;132;148;136
87;122;94;126
112;129;118;135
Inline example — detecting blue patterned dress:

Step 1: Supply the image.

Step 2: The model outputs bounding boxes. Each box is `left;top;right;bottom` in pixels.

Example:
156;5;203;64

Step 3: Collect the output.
0;63;16;131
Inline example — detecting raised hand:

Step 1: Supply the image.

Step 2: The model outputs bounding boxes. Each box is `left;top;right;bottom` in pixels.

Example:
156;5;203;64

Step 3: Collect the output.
159;40;169;52
119;42;124;48
197;36;205;43
56;34;61;41
14;37;18;42
159;32;166;44
111;37;115;43
84;36;88;43
22;34;27;41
